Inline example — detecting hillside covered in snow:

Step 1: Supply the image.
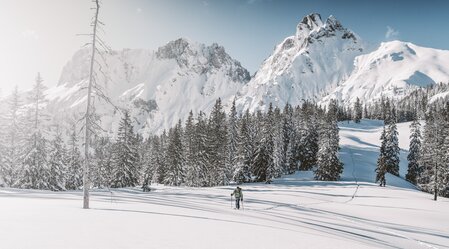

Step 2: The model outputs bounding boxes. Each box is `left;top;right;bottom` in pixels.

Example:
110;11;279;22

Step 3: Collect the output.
0;120;448;249
320;41;449;106
46;38;250;135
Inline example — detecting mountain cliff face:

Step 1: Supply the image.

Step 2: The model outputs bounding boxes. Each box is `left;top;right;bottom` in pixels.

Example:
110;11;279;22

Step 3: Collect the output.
234;13;365;112
46;38;250;135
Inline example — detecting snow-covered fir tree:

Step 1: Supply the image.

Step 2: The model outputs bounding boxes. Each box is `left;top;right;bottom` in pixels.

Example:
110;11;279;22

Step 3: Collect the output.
18;73;50;189
65;124;83;190
281;103;294;174
406;118;421;184
183;111;197;186
271;106;285;179
194;111;211;186
298;102;319;171
384;112;400;176
0;86;24;186
233;110;254;183
111;110;139;188
146;135;164;185
376;126;388;184
207;98;228;185
226;99;239;183
254;103;275;183
47;128;67;191
156;130;168;184
353;97;362;123
418;106;449;198
165;120;185;186
314;100;343;181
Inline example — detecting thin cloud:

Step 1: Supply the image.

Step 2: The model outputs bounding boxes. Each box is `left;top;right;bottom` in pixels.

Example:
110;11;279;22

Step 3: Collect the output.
136;8;142;14
385;26;399;39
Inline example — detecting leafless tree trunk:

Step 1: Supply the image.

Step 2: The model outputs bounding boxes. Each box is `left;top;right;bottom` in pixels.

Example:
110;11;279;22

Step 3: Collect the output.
83;0;100;209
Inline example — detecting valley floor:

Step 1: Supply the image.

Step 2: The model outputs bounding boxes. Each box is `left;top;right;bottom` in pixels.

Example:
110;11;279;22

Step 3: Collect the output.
1;120;448;249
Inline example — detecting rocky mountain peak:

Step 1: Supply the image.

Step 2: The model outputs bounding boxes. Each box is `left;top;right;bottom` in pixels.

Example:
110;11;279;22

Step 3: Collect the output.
156;38;198;62
298;13;323;32
295;13;357;46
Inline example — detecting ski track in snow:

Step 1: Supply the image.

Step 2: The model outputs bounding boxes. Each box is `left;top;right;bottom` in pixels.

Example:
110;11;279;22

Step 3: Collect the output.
1;120;448;249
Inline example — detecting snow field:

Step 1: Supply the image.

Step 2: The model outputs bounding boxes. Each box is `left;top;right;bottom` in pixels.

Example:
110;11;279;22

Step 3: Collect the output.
0;120;448;249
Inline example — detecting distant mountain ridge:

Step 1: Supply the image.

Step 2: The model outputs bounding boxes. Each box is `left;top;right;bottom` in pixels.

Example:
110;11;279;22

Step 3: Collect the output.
45;38;250;135
4;13;449;135
320;40;449;106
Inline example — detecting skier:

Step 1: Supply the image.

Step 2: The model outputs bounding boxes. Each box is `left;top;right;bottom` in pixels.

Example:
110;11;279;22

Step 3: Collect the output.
141;175;151;192
231;186;243;209
379;174;386;187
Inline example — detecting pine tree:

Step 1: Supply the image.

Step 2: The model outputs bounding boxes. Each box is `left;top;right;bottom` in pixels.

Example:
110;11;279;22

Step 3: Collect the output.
18;73;50;189
146;135;164;185
111;111;139;188
20;132;49;189
254;103;274;183
195;112;211;186
441;110;449;197
0;86;24;186
417;107;449;199
385;114;400;176
156;130;168;184
376;126;388;184
233;110;253;183
314;101;343;181
48;129;67;191
226;100;239;183
66;125;83;190
165;120;185;186
281;103;294;174
140;137;153;190
406;118;421;184
207;98;228;185
298;103;319;171
271;107;285;179
418;109;437;194
183;111;195;186
353;97;363;123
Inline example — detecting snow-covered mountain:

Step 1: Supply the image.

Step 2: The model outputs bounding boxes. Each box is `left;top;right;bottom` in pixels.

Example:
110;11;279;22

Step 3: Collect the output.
320;41;449;105
235;13;365;112
45;38;250;135
7;13;449;135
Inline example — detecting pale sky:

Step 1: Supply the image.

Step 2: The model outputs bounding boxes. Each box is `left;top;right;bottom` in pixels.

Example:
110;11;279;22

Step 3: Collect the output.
1;0;448;97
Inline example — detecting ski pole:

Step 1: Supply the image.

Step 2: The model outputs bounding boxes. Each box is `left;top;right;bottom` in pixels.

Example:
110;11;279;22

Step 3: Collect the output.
231;195;233;209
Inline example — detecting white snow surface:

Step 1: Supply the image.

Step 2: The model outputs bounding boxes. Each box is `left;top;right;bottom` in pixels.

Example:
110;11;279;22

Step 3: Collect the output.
321;41;449;105
1;120;448;249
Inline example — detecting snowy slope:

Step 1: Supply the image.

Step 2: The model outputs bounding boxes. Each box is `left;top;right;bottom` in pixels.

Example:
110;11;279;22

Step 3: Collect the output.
235;13;365;112
321;41;449;105
46;38;250;135
1;120;448;249
339;119;415;187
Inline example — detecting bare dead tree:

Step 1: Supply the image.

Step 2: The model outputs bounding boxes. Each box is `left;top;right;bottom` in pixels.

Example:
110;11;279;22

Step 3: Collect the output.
81;0;117;209
83;0;100;209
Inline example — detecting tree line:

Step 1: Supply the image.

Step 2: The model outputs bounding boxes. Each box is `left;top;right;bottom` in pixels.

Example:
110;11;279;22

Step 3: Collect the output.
371;96;449;198
0;78;343;190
